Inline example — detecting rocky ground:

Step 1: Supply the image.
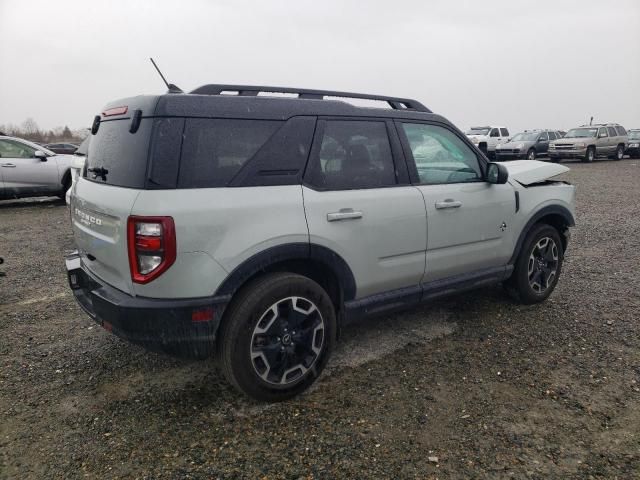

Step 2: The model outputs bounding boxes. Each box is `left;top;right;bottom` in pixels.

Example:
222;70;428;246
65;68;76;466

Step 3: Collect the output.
1;159;639;479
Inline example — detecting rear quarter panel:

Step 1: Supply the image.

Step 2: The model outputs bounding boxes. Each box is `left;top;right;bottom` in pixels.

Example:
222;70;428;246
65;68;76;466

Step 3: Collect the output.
130;185;309;298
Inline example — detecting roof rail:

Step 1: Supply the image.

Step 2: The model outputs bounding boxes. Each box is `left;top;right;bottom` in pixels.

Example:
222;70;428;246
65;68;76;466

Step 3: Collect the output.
189;84;431;113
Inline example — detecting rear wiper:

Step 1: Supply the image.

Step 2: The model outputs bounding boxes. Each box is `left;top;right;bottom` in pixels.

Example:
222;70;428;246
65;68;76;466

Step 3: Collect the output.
88;166;108;181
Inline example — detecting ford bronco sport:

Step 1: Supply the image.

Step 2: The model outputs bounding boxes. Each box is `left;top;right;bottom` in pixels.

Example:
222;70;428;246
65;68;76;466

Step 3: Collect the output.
66;85;575;401
548;123;628;163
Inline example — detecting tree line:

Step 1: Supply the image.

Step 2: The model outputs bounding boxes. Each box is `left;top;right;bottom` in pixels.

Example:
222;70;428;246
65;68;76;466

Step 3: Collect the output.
0;118;89;144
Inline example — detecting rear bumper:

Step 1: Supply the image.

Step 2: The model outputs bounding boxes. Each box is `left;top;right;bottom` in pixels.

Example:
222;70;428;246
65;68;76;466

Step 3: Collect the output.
65;251;228;357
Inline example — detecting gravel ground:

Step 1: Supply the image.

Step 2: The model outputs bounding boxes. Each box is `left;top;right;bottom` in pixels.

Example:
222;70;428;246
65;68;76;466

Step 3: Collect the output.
1;159;639;479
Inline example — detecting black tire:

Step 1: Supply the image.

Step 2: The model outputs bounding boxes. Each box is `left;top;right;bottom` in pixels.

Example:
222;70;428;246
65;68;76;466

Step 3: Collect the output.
613;144;624;161
504;224;564;305
217;272;336;402
583;147;595;163
527;148;536;161
479;143;488;156
58;174;71;200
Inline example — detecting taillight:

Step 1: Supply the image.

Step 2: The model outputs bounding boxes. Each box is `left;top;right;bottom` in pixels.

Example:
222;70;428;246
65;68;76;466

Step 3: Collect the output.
127;216;176;284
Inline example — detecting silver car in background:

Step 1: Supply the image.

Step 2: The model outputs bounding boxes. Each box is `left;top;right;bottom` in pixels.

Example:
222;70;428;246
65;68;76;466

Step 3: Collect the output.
496;130;563;161
0;135;74;200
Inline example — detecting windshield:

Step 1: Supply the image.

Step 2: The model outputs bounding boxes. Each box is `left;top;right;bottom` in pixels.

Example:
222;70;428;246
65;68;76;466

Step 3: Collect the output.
466;128;490;135
628;131;640;140
565;128;597;138
510;132;539;142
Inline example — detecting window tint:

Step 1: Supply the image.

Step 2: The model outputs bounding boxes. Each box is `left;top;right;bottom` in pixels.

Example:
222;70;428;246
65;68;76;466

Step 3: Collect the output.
500;128;509;137
307;120;396;190
178;119;282;188
402;123;482;185
548;131;557;140
85;118;153;188
0;139;37;159
615;125;627;136
607;127;617;137
490;128;500;137
538;132;549;141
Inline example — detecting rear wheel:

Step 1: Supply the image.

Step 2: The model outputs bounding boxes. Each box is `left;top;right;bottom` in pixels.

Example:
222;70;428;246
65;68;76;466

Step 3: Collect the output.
583;147;595;163
613;144;624;160
218;273;336;402
505;224;564;304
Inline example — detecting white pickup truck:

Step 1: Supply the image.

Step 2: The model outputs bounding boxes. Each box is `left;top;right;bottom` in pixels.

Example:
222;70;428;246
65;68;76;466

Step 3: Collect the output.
466;126;510;158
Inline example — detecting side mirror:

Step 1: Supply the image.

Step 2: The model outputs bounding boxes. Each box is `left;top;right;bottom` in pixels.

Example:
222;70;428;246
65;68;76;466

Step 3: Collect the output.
487;162;509;184
34;150;48;161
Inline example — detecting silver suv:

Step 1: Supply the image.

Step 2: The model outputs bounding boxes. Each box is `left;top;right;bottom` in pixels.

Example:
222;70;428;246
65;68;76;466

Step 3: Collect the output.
548;123;628;163
65;85;576;401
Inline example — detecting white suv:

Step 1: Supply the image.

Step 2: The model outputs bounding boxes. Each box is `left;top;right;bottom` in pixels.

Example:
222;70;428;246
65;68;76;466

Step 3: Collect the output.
466;126;510;158
65;86;575;401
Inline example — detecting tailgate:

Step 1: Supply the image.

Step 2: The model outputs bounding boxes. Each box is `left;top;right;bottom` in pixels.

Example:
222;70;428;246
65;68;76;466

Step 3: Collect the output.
71;178;140;294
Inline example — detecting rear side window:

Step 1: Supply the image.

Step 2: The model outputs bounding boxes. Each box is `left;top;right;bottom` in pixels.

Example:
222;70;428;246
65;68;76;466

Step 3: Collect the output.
607;127;617;137
306;120;397;190
615;125;627;136
548;131;557;140
500;128;509;137
178;119;281;188
85;119;152;188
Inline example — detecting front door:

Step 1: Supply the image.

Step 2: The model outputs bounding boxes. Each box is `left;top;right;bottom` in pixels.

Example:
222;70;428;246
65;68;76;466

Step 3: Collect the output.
396;121;516;282
0;139;59;196
302;119;427;299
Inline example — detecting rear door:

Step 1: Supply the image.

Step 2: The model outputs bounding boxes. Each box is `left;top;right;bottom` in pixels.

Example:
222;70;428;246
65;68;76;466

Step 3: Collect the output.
0;138;59;196
396;121;516;282
71;117;155;294
302;118;426;299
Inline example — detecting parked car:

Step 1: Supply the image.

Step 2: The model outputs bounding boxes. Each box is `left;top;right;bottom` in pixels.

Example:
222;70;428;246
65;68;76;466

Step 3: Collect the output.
548;123;628;163
465;126;510;158
43;142;78;155
495;130;563;161
0;135;73;200
65;135;90;204
625;129;640;158
66;85;575;401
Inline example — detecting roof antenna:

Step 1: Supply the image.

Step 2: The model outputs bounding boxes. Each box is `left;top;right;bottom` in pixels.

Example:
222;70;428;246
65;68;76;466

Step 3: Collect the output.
149;57;183;94
589;116;593;126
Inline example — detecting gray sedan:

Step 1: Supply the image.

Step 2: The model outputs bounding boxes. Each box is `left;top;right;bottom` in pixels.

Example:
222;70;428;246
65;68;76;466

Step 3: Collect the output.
0;136;73;200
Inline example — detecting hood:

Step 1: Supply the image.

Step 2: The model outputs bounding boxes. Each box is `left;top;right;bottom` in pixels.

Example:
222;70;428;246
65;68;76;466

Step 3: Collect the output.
500;160;569;185
466;134;487;142
499;139;534;148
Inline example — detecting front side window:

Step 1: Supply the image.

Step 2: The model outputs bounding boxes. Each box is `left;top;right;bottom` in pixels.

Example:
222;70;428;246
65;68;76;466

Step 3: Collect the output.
402;123;482;185
490;128;500;137
0;139;37;159
538;132;549;141
306;120;396;190
598;128;608;138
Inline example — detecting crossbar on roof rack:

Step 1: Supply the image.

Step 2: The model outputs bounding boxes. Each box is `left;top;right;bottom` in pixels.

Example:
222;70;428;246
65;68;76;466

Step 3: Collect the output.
189;84;431;112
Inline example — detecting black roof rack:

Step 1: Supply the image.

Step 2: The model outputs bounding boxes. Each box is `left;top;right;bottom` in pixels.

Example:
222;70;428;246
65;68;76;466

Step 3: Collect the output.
189;84;431;113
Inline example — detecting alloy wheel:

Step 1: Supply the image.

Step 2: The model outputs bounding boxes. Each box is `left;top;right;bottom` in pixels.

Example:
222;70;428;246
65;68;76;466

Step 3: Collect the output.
527;237;559;294
250;296;325;385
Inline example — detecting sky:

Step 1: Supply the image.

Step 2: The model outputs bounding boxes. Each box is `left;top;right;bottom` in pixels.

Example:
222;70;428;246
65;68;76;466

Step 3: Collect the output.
1;0;639;134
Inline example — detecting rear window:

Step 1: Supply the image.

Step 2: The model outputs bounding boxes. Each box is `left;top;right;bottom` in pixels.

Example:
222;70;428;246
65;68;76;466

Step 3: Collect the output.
178;119;282;188
85;118;152;188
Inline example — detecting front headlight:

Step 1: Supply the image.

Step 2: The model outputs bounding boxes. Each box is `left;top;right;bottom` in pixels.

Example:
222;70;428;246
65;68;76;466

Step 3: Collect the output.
517;143;524;149
575;142;586;148
496;144;502;149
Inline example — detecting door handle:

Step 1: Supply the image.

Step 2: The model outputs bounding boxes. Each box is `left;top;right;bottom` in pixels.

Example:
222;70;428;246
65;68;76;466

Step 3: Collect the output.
435;199;462;209
1;163;16;168
327;209;363;222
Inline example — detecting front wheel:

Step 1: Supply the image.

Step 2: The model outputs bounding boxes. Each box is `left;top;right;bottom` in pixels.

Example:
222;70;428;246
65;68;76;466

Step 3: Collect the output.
505;224;564;304
583;147;595;163
218;273;336;402
527;148;536;161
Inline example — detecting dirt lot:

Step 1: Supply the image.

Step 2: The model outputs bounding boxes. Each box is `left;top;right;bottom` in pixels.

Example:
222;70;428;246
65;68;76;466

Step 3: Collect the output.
1;159;639;479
